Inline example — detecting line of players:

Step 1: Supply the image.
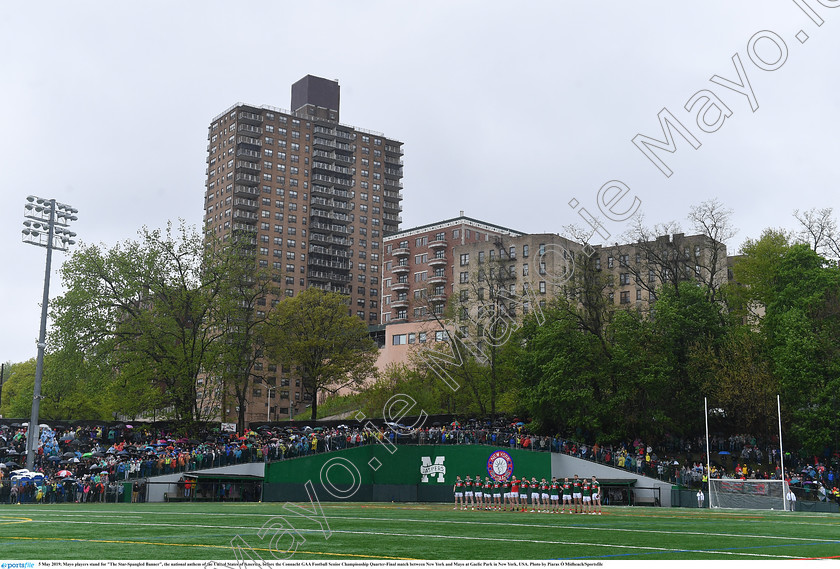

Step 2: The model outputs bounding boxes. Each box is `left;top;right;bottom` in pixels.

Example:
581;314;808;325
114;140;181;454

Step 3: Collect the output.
453;474;602;514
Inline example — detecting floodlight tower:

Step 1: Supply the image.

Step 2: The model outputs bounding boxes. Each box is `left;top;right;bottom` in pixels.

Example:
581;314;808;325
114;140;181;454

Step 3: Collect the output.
21;195;78;470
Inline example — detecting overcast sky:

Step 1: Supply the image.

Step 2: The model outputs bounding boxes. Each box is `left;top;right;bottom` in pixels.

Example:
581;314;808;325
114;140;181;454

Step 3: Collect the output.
2;1;838;365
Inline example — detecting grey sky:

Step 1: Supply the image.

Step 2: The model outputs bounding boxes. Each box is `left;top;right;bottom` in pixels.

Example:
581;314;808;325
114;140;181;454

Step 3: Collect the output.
2;1;838;365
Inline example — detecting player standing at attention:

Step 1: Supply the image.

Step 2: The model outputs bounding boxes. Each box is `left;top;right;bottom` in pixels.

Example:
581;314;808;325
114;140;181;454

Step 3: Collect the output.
550;477;560;513
454;476;464;510
464;476;474;510
591;476;602;514
530;477;540;512
484;477;493;510
510;476;520;511
573;474;583;513
562;477;573;513
493;478;501;510
474;474;483;510
582;478;592;514
519;477;529;512
502;477;512;510
540;478;550;513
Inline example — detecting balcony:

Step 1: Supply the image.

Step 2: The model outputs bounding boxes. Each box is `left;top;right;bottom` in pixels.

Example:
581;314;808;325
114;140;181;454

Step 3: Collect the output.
429;239;447;249
312;162;351;175
237;135;262;147
236;148;261;160
233;209;258;222
238;111;263;125
311;173;353;188
235;173;259;185
384;167;402;179
382;200;402;213
310;221;349;235
238;124;263;136
309;257;350;270
235;160;260;173
335;130;355;141
232;223;257;233
428;274;447;284
392;264;410;274
311;184;351;199
383;190;403;200
390;281;409;291
391;298;409;308
310;209;349;222
234;185;259;197
391;246;410;257
384;179;403;190
383;213;402;224
430;293;447;302
384;144;403;156
313;138;351;151
309;245;350;258
233;198;258;210
310;233;349;246
308;270;351;283
428;256;447;267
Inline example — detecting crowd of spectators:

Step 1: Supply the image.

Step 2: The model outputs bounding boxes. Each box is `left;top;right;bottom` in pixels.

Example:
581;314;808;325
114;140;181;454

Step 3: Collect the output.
2;420;839;505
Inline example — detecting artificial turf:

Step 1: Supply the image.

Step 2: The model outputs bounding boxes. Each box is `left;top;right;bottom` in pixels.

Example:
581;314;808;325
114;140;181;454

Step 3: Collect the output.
0;502;838;561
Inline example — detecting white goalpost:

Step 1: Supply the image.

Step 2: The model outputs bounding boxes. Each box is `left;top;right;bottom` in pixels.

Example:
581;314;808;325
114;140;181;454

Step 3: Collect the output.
704;395;792;511
708;478;790;510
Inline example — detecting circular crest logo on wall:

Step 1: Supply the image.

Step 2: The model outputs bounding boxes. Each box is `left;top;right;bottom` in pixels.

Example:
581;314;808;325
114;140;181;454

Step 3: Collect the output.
487;450;514;481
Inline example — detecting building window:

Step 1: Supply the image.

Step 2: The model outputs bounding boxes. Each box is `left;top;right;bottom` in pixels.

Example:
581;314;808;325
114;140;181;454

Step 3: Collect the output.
619;273;630;285
460;253;469;266
607;256;614;269
459;271;469;284
636;289;642;301
523;244;529;258
522;264;529;276
539;281;546;294
620;291;630;304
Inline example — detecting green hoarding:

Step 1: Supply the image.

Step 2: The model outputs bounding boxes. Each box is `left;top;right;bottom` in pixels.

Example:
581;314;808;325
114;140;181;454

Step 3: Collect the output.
263;445;551;503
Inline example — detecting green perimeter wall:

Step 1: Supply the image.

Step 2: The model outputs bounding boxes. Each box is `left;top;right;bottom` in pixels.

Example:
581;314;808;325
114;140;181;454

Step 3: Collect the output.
264;445;550;503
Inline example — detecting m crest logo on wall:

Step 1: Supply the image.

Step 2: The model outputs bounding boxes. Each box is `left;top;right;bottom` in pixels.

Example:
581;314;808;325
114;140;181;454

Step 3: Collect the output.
420;456;446;483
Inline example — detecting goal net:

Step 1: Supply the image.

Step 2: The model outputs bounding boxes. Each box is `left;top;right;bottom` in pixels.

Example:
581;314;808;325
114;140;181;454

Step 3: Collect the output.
708;478;789;510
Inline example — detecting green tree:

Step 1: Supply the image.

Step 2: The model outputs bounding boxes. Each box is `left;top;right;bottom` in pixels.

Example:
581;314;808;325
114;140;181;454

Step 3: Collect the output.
515;300;608;434
51;223;226;425
762;244;840;453
210;235;281;432
264;288;379;420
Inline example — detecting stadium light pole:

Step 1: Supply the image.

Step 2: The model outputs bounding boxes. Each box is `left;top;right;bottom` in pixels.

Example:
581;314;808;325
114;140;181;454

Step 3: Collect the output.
21;195;78;471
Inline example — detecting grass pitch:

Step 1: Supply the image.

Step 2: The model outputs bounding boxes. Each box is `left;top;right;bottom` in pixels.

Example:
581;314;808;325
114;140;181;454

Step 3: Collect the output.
1;502;838;561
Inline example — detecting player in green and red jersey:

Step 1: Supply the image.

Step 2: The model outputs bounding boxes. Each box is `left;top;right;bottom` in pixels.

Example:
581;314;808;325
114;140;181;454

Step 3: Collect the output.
484;477;493;511
502;477;512;511
582;478;592;514
464;476;474;510
591;476;602;515
538;478;549;513
572;474;583;513
530;477;541;512
454;475;464;510
474;474;484;510
550;477;560;513
510;477;520;511
492;479;501;510
519;477;530;512
562;477;573;513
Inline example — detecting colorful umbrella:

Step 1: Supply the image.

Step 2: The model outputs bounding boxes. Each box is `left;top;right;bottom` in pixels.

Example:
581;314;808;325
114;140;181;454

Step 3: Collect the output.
56;470;73;478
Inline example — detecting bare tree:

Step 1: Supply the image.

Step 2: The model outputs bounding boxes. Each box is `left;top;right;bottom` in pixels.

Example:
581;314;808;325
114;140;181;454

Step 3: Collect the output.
688;198;737;302
794;207;840;260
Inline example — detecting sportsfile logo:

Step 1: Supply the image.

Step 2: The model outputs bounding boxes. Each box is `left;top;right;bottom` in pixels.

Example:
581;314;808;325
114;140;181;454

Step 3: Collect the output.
420;456;446;483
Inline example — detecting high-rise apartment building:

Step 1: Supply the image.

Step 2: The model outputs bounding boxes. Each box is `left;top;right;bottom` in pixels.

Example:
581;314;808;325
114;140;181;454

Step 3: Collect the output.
203;75;403;423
